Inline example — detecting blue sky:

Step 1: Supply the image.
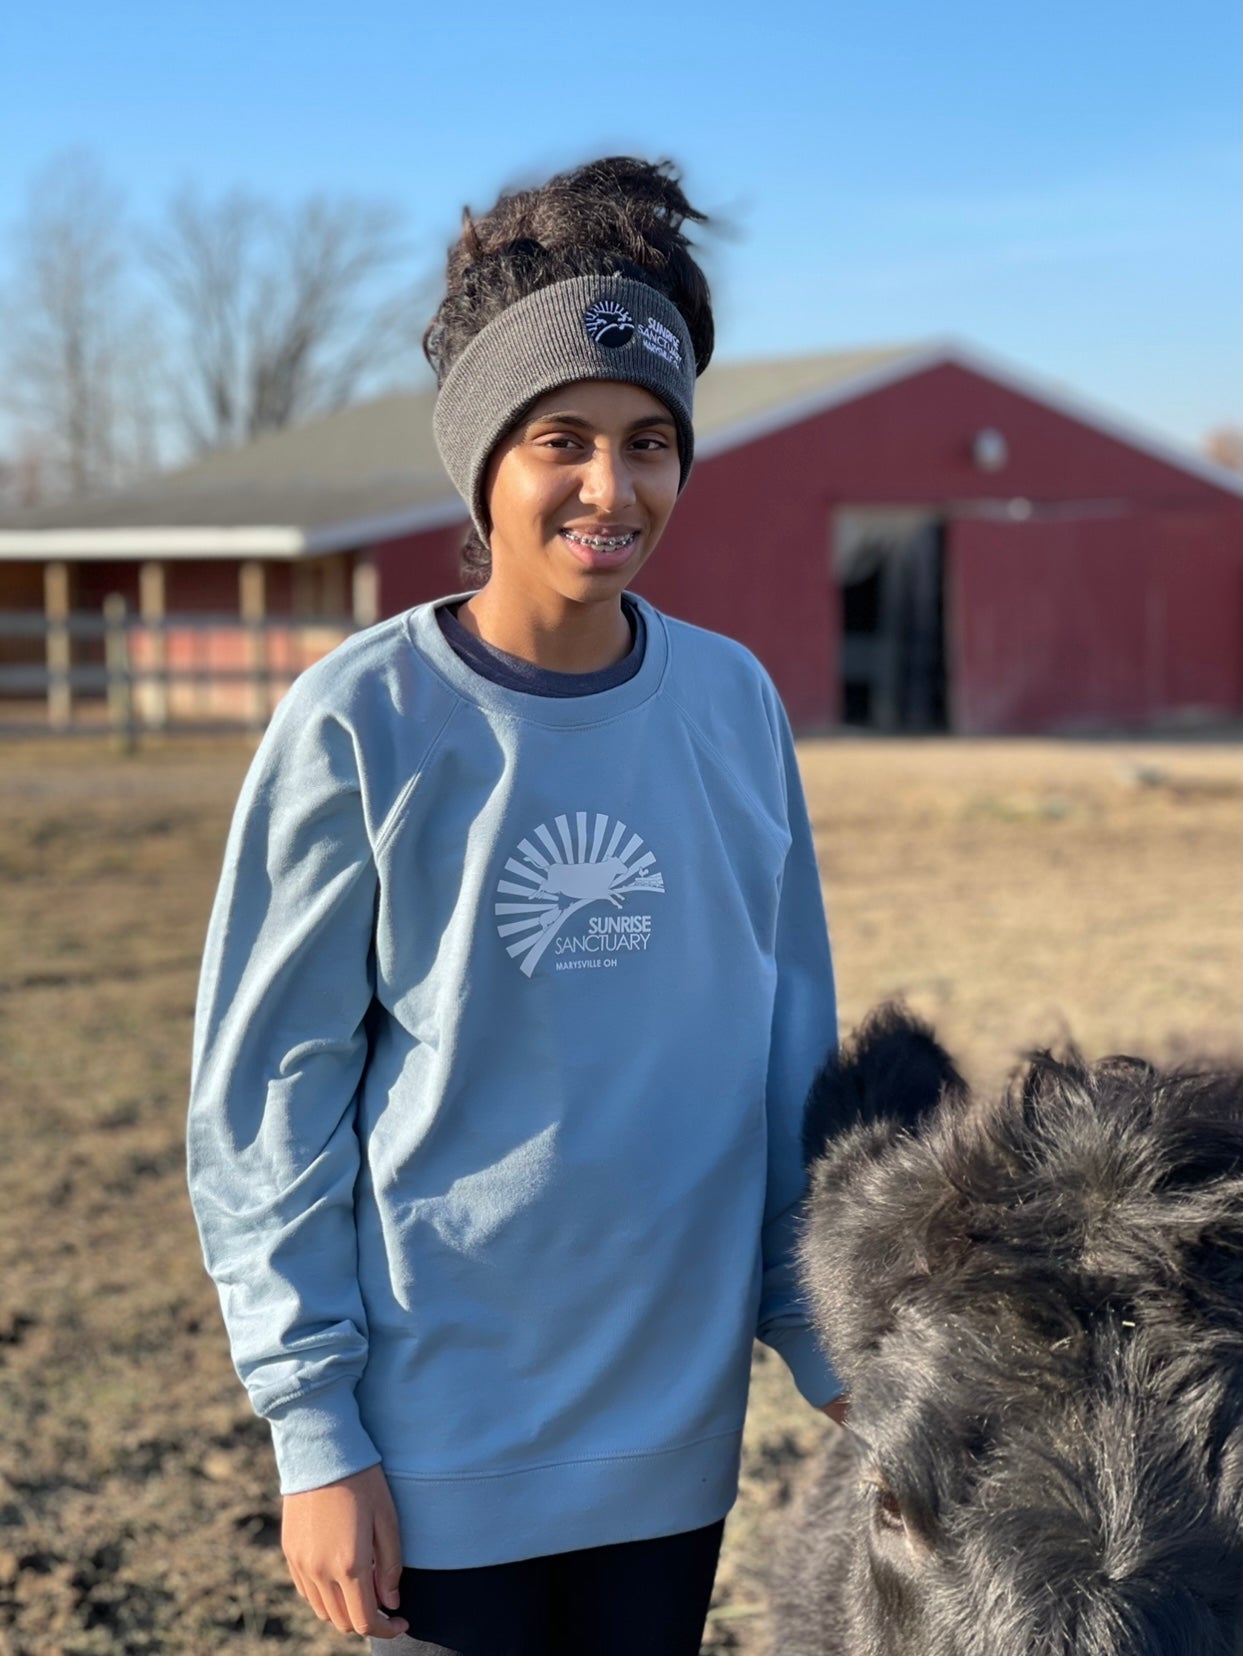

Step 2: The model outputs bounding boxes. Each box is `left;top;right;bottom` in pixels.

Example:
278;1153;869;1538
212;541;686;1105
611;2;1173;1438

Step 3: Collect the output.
2;0;1238;449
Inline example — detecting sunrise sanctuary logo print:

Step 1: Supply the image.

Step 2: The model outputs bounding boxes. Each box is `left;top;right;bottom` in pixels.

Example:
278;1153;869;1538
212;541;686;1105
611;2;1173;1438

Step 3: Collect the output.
494;812;665;978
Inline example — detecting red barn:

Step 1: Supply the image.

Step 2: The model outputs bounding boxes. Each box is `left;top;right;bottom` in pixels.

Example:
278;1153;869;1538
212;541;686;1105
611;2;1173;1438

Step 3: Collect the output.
2;340;1239;733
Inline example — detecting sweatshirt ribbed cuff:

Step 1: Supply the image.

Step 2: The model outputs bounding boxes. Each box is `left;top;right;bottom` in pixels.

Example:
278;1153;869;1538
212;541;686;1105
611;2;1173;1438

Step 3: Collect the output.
763;1325;845;1408
265;1379;381;1495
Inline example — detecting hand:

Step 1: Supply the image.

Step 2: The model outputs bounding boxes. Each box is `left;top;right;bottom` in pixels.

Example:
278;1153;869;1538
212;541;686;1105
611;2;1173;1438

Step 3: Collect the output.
281;1461;409;1640
819;1393;850;1426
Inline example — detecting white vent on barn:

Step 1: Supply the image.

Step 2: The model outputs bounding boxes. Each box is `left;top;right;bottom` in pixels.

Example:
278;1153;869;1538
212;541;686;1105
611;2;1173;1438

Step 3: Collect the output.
972;428;1009;472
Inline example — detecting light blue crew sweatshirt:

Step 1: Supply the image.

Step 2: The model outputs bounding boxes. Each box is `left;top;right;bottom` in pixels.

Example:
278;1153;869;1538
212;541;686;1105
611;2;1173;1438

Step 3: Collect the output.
186;591;841;1569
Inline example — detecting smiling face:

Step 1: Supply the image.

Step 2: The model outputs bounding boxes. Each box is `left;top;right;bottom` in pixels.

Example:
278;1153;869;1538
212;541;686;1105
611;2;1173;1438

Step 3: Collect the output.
480;379;682;616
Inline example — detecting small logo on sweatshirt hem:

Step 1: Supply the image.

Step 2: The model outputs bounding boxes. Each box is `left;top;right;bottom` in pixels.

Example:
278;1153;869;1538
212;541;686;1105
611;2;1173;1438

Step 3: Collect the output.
494;812;665;978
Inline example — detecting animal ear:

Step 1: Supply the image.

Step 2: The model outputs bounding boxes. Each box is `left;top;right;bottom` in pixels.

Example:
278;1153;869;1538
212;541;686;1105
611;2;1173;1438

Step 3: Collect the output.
803;1001;966;1162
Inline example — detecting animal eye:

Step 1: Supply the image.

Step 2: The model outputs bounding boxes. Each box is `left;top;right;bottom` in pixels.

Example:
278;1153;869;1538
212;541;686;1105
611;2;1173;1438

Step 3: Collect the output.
877;1491;905;1531
862;1479;906;1533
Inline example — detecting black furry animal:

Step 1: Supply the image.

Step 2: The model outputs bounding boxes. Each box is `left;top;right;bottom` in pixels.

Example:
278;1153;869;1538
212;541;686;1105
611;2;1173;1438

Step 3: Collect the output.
771;1004;1243;1656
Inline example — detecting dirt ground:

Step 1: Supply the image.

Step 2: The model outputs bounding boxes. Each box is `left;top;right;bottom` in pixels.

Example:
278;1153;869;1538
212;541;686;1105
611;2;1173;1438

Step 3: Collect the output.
0;731;1238;1655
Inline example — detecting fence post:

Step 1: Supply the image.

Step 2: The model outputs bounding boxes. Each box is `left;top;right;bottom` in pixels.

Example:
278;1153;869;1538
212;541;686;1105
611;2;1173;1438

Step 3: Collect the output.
352;556;379;628
44;561;72;728
103;593;136;753
239;561;268;730
139;560;168;728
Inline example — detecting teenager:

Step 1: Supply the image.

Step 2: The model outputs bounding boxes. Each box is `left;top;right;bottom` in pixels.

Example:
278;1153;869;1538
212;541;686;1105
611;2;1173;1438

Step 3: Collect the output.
187;155;845;1656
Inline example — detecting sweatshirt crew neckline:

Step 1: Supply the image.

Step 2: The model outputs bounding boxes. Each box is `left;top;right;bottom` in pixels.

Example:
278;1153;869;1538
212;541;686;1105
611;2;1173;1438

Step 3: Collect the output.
408;592;669;727
436;596;645;698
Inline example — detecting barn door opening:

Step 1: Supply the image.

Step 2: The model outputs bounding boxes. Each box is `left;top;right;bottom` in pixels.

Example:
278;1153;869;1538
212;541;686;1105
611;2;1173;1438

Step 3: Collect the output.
834;509;947;731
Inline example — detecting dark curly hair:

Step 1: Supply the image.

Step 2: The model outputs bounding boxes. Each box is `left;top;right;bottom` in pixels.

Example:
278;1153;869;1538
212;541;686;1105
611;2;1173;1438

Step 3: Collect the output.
423;156;715;585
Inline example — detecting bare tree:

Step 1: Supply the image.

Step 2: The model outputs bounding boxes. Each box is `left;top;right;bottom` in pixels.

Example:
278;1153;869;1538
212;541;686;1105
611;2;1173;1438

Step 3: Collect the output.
148;188;423;452
146;189;256;453
0;438;50;511
0;152;163;500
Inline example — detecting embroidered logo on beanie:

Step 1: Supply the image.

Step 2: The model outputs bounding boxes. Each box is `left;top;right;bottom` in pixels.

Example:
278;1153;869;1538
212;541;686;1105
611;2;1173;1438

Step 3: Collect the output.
583;299;635;349
639;317;683;368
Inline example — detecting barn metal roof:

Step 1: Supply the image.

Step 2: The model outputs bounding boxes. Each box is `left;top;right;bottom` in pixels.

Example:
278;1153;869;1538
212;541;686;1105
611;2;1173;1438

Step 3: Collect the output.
1;340;1238;559
0;346;922;555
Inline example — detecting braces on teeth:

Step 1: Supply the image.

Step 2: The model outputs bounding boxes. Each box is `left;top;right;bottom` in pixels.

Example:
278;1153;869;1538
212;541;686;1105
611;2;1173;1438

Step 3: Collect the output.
563;531;637;551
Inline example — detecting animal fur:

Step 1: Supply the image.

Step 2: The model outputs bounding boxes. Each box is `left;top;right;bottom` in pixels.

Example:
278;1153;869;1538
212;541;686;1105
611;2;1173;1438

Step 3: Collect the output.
770;1004;1243;1655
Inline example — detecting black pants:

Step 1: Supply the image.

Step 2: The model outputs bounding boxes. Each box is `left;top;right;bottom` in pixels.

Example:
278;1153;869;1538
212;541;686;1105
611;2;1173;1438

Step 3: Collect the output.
368;1517;726;1656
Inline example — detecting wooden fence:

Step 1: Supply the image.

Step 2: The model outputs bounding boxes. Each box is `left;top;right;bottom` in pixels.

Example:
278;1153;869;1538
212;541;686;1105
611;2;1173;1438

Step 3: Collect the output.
0;601;358;742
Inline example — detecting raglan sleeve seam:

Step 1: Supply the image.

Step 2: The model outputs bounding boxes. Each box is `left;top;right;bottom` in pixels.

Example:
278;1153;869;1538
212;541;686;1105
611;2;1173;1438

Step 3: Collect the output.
665;688;792;861
371;695;464;858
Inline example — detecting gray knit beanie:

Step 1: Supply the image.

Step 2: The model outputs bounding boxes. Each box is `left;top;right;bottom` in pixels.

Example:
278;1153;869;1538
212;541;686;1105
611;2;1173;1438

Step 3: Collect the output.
433;273;697;544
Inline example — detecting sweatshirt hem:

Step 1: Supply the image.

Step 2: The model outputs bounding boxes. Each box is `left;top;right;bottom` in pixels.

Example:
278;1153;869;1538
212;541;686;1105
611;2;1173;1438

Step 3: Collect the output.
383;1428;744;1568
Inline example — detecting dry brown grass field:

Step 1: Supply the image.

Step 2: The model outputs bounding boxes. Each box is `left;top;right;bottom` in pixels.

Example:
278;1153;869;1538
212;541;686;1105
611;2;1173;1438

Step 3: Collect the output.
0;732;1238;1655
